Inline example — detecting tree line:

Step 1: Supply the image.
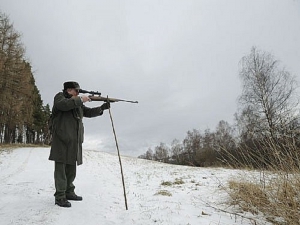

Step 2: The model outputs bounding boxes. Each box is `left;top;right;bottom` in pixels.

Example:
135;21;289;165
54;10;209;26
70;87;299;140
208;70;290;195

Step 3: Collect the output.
139;47;300;170
0;12;51;145
139;122;235;167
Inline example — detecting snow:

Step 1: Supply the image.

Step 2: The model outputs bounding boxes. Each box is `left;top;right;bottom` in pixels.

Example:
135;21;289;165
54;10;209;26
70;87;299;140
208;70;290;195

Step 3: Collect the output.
0;148;269;225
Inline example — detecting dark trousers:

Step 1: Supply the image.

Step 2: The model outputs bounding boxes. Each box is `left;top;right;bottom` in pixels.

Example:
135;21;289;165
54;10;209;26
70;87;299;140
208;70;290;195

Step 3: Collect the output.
54;162;76;199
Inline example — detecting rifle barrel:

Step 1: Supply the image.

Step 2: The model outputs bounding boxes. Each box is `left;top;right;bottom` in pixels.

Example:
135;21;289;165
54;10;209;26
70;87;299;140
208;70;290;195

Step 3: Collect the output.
89;96;138;103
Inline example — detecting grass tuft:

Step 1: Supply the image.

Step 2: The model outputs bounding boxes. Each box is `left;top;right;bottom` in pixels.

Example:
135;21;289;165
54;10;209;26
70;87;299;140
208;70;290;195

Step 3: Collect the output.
161;181;173;186
155;190;172;196
173;178;185;185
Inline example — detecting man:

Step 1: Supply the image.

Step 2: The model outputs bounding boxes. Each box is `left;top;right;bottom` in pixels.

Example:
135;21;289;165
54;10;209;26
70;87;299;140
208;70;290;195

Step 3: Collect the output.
49;81;110;207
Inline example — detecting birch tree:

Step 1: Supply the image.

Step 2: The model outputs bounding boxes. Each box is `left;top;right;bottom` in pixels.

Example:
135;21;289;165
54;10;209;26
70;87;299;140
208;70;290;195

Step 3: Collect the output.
238;47;299;141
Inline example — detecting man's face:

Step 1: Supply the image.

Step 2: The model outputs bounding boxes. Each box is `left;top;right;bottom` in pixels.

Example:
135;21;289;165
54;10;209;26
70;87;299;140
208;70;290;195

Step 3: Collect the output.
67;88;79;97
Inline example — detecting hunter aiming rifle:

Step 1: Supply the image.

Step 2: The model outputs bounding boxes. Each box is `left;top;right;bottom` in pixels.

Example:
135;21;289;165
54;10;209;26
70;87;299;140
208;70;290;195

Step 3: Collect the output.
78;89;138;103
78;88;136;210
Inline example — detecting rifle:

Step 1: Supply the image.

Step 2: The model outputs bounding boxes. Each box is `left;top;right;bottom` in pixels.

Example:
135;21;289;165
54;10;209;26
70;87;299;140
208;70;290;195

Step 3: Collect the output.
78;89;138;103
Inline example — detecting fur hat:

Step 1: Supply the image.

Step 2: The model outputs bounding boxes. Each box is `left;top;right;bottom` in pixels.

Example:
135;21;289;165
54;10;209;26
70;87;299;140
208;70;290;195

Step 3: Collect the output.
63;81;80;90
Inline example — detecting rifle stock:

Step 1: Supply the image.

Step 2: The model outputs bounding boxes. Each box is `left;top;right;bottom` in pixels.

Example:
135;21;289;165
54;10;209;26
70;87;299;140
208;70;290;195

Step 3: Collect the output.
89;96;138;104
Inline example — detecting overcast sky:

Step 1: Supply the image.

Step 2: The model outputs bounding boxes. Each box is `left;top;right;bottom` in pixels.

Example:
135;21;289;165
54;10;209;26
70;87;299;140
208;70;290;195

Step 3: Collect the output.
1;0;300;156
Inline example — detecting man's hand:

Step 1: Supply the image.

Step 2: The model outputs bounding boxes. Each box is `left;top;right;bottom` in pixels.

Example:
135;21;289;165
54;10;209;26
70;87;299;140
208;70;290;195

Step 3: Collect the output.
100;102;110;110
80;95;91;103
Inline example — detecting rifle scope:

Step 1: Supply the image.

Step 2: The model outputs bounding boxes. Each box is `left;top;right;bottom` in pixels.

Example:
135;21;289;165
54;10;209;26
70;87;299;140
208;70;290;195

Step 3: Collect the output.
78;89;101;96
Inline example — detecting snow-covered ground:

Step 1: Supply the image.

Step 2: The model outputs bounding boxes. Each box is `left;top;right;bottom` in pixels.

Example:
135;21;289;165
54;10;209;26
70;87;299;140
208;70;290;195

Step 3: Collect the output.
0;148;269;225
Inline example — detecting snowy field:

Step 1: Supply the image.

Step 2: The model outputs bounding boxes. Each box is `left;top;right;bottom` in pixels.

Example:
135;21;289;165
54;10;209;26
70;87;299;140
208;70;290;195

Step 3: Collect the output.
0;147;269;225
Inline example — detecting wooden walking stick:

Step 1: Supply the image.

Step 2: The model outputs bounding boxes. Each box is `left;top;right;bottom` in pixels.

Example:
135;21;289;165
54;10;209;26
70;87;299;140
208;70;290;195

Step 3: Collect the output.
107;96;128;210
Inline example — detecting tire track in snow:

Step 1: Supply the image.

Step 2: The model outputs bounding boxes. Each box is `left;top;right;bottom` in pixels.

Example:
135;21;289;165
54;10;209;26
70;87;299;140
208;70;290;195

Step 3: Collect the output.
0;148;61;225
0;148;32;183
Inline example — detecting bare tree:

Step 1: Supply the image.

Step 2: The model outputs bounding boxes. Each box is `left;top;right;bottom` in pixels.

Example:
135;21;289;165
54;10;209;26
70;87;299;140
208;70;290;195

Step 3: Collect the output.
145;148;154;160
183;129;201;164
232;47;300;169
138;148;154;160
171;139;183;164
238;47;299;141
154;142;169;163
214;120;236;151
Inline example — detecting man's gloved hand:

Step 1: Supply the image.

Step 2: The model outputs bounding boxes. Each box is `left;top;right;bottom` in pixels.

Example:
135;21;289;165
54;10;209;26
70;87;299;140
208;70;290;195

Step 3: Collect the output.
100;102;110;111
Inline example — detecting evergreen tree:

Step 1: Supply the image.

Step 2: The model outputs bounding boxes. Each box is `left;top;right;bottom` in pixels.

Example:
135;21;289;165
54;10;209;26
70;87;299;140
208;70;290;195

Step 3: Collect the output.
0;11;50;144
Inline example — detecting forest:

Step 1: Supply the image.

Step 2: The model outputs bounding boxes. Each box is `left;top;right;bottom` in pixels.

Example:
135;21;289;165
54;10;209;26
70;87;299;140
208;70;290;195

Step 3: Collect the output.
0;12;51;145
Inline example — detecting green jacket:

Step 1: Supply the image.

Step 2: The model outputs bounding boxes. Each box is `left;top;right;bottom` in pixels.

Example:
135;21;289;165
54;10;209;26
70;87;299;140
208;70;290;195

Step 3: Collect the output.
49;91;103;165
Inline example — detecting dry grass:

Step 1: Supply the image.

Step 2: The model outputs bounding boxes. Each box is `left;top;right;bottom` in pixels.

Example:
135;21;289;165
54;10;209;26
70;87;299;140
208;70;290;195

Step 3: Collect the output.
228;174;300;225
223;136;300;225
228;180;269;215
173;178;185;185
158;178;185;197
161;178;185;187
155;190;172;196
161;181;173;186
0;143;48;151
